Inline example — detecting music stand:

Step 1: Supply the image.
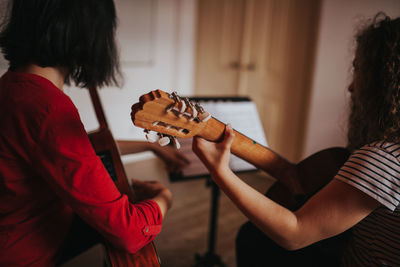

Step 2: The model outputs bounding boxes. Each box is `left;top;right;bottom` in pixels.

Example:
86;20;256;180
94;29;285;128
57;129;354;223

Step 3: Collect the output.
169;96;268;267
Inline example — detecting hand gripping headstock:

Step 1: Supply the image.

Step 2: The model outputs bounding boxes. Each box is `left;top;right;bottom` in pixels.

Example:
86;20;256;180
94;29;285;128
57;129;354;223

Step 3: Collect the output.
131;90;211;148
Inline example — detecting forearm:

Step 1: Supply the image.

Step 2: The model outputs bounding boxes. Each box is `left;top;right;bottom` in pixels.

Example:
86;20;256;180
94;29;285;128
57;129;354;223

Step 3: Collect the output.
212;166;379;251
192;127;377;251
211;168;306;250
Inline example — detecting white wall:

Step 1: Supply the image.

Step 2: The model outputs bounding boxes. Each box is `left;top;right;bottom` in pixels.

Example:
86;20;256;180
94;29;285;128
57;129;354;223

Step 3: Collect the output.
302;0;400;157
0;0;197;141
2;0;400;159
64;0;197;141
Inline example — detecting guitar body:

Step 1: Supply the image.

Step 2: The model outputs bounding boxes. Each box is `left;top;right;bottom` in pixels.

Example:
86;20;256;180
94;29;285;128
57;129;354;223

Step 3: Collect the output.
267;147;350;210
88;88;160;267
265;147;352;262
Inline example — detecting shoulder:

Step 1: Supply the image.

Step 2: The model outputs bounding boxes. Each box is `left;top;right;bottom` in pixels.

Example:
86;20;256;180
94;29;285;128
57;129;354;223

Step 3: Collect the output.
0;71;82;145
2;71;78;119
363;141;400;161
23;73;75;112
346;141;400;174
335;141;400;211
352;141;400;177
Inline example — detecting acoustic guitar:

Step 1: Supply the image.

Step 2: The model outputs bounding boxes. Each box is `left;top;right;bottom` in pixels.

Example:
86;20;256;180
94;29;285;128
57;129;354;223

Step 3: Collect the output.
131;89;353;261
130;89;350;208
87;87;160;267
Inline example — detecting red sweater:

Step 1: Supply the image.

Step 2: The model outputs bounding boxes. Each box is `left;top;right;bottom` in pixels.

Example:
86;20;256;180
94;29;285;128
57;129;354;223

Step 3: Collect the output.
0;71;162;266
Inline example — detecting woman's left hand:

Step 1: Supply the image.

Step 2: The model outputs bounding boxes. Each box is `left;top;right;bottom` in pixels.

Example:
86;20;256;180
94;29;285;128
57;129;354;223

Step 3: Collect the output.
192;124;235;174
152;145;190;174
116;139;190;174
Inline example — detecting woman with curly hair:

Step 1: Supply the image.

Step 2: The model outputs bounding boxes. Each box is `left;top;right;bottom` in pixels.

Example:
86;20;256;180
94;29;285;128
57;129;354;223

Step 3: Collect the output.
193;13;400;266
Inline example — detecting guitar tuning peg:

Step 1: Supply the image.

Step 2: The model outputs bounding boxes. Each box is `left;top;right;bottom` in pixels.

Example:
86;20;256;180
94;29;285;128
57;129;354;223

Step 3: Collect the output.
145;131;159;143
195;102;204;113
190;100;198;119
177;99;186;116
198;111;211;122
158;136;171;146
184;98;197;121
171;92;182;106
194;102;211;122
171;91;178;99
172;137;181;149
165;103;174;112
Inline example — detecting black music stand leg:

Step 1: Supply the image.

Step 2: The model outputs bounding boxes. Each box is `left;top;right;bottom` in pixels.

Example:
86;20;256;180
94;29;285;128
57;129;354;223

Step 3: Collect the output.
194;179;226;267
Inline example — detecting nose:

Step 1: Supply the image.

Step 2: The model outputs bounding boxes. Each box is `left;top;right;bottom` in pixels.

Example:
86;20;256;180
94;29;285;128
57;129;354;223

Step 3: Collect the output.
348;81;354;93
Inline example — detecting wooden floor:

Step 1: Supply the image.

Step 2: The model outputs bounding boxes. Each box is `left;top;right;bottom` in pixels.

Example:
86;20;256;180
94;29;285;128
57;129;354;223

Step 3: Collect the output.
124;158;275;267
62;157;275;267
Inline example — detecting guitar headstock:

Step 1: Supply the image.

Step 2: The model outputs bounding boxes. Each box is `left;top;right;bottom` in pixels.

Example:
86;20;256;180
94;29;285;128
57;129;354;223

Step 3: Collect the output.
131;90;211;148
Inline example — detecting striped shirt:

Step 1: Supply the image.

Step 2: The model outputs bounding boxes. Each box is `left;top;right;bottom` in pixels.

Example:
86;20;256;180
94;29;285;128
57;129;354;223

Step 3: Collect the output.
335;141;400;267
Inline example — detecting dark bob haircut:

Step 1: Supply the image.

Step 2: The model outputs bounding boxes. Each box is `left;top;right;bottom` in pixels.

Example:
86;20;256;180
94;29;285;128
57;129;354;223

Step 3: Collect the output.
0;0;121;88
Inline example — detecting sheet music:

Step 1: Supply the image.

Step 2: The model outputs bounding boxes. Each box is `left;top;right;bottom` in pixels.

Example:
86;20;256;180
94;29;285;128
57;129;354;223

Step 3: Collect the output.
177;100;268;178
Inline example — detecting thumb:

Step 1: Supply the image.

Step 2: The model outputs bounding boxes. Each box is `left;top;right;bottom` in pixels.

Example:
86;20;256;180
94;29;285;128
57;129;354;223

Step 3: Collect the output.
222;123;235;148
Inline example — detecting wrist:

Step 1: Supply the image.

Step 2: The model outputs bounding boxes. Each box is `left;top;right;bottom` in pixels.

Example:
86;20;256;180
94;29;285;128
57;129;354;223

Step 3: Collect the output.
161;188;173;208
147;143;162;156
211;166;232;180
152;189;173;219
156;188;173;208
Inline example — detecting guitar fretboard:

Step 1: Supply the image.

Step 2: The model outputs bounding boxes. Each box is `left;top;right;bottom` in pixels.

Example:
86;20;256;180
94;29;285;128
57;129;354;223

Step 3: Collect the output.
171;98;268;180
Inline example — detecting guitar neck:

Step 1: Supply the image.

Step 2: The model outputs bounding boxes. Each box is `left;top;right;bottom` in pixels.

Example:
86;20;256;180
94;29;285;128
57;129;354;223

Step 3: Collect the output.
198;117;294;179
130;89;294;181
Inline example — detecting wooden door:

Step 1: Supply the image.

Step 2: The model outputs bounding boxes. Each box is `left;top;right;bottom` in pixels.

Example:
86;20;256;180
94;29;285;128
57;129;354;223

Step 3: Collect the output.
194;0;321;161
195;0;246;96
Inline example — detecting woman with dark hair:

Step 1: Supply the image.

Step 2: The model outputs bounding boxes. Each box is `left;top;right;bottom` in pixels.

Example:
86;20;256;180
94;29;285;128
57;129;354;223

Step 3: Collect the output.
0;0;183;266
193;13;400;266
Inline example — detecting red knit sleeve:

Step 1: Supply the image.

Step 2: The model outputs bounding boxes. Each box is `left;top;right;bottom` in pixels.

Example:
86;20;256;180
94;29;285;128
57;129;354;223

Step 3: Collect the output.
29;92;163;253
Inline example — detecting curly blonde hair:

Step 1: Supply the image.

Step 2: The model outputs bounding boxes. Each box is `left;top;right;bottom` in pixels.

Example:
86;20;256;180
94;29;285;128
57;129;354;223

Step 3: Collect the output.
347;13;400;151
